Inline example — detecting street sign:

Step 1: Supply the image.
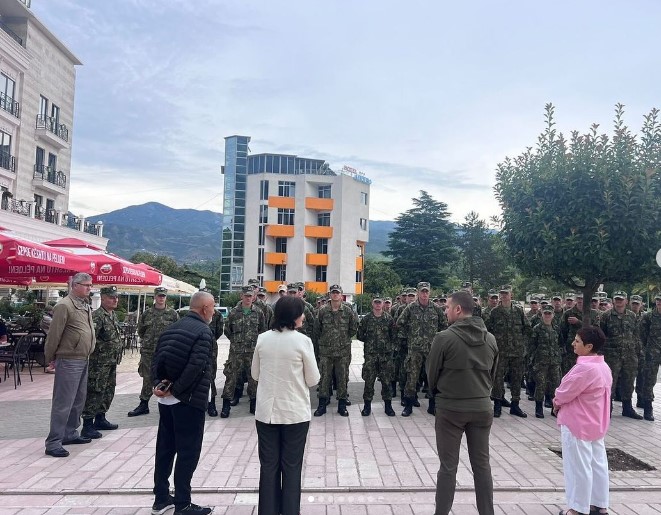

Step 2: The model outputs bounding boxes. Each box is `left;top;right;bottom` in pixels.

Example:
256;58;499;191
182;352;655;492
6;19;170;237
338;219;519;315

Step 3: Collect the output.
657;248;661;268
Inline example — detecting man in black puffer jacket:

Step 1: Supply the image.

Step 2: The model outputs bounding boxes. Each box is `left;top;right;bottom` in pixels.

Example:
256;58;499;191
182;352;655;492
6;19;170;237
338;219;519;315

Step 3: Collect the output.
150;291;215;515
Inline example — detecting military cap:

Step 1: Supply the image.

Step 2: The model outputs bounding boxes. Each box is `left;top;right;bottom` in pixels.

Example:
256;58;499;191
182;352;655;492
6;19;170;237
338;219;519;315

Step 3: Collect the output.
488;290;499;299
630;295;643;303
278;283;287;292
499;285;512;293
372;294;383;302
613;291;627;300
241;285;254;295
599;298;608;305
154;287;168;295
655;293;661;300
296;281;305;291
247;278;260;286
472;296;478;301
329;284;343;293
384;297;392;303
552;294;562;300
530;299;539;304
257;287;267;295
440;292;448;300
461;281;472;289
575;293;584;299
286;283;298;292
540;299;550;305
565;292;576;300
100;285;119;297
541;305;554;313
417;281;431;291
406;287;417;295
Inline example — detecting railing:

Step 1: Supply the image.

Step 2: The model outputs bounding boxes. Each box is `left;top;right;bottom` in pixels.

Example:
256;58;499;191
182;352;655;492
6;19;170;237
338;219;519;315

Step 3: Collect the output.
0;200;103;236
3;198;30;216
35;114;69;142
0;150;15;172
0;20;23;46
84;221;102;236
34;206;57;224
33;165;67;189
0;92;20;118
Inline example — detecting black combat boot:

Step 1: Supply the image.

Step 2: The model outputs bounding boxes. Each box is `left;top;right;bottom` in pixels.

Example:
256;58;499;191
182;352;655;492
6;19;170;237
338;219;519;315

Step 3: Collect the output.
249;398;256;414
81;418;102;439
384;400;395;417
544;394;554;409
644;401;655;421
207;397;218;417
345;397;352;406
500;397;512;408
427;397;435;416
526;380;535;401
637;397;644;408
391;382;397;397
313;398;327;417
622;399;643;420
337;399;349;417
400;391;406;406
401;398;413;417
94;413;118;430
361;400;371;416
510;400;528;418
127;399;149;417
230;384;243;406
535;401;544;419
493;399;502;418
220;398;231;418
412;395;420;408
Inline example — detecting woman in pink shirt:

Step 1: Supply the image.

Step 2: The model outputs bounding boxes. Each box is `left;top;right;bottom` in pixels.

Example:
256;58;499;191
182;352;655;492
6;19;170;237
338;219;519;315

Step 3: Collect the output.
553;326;612;515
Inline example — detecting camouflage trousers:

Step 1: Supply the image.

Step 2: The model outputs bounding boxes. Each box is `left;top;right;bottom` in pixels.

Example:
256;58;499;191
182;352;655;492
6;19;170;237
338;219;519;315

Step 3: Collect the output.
403;349;427;399
137;351;154;401
635;353;645;398
395;345;408;390
561;353;577;376
210;339;218;398
640;352;660;402
221;351;257;400
318;354;350;400
82;361;118;418
532;362;561;402
605;350;638;401
362;353;394;401
493;355;525;402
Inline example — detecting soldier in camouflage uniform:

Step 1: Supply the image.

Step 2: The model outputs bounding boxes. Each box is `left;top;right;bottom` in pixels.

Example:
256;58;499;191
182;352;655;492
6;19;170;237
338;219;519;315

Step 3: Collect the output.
81;286;124;439
485;285;531;418
313;284;358;417
629;294;647;408
461;282;482;317
206;305;225;417
559;293;600;375
526;299;541;324
220;285;266;418
600;291;643;419
482;290;499;318
529;305;561;418
128;286;179;417
564;293;576;311
358;295;396;417
551;294;564;330
392;287;415;400
397;282;447;417
383;297;392;314
639;293;661;421
247;279;274;329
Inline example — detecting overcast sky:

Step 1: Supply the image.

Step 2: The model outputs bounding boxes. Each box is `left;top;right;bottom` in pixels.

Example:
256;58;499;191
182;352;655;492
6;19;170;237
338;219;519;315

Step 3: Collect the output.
32;0;661;222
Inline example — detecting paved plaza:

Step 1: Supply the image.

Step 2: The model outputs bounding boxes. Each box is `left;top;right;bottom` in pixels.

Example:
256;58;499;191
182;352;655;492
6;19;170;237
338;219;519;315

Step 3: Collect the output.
1;337;661;514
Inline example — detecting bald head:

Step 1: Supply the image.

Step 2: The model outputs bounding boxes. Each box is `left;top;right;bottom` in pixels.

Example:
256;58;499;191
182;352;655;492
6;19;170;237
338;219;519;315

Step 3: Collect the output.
190;291;215;323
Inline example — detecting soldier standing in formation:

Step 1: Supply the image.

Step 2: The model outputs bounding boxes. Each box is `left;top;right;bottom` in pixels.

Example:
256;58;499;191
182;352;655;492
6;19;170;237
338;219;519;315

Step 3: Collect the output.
559;293;599;375
551;294;564;329
392;287;415;400
482;290;499;318
529;305;561;418
206;304;225;417
358;294;396;417
82;286;123;439
639;293;661;421
128;287;179;417
629;294;646;408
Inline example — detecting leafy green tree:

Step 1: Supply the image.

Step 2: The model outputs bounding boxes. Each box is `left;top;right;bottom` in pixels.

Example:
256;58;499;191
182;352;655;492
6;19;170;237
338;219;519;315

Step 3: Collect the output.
384;191;457;287
363;258;401;295
495;104;661;324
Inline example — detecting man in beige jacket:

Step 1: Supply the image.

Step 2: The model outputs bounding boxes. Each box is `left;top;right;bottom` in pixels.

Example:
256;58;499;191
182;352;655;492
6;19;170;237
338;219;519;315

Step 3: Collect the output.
44;273;97;457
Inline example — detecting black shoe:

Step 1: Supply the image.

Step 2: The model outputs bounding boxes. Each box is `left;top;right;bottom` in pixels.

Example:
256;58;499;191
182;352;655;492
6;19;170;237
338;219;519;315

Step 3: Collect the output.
45;447;69;458
384;400;395;417
544;395;554;409
622;400;643;420
401;398;413;417
644;401;655;422
94;414;118;430
412;396;420;408
338;399;349;417
637;398;644;408
509;400;528;418
62;436;92;445
173;503;212;515
314;398;327;417
494;399;502;418
249;398;256;414
81;419;102;440
325;397;331;406
400;391;406;406
220;398;231;418
128;399;149;417
361;400;371;416
207;398;218;417
152;495;175;515
345;398;352;406
230;385;243;406
427;397;435;416
535;401;544;419
500;397;512;408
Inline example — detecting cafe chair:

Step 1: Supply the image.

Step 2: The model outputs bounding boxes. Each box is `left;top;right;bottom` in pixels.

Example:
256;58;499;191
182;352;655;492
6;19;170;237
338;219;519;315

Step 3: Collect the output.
0;334;35;388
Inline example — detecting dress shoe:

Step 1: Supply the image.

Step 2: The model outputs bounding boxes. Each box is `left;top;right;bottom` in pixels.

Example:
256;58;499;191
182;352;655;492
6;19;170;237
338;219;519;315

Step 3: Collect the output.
45;447;69;458
62;436;92;445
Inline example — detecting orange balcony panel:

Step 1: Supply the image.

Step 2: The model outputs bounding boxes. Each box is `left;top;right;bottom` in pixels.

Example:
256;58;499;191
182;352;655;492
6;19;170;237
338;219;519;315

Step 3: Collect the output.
355;257;364;271
265;252;287;265
306;253;329;266
268;196;295;209
266;224;295;238
305;281;328;294
264;280;285;293
304;225;333;238
305;197;334;211
355;282;363;295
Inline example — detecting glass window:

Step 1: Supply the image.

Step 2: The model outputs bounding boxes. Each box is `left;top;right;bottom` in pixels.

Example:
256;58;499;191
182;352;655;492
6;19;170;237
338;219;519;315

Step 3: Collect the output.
39;95;48;117
356;271;363;283
317;212;331;226
0;130;11;155
361;192;368;205
260;180;269;200
315;265;327;283
259;205;268;224
35;146;45;167
277;208;295;225
278;181;296;197
275;238;287;253
275;264;286;281
258;248;264;274
51;104;60;125
360;218;368;230
318;185;331;198
258;226;265;245
317;238;328;254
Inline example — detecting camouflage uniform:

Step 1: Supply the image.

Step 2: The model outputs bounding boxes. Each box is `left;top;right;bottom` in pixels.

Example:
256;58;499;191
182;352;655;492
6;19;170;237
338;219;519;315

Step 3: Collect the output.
600;307;639;402
253;297;274;330
552;308;565;331
529;322;561;402
639;308;661;402
83;306;123;418
208;310;225;398
559;305;600;375
391;294;412;391
358;311;395;402
632;307;646;401
137;306;179;401
221;304;266;401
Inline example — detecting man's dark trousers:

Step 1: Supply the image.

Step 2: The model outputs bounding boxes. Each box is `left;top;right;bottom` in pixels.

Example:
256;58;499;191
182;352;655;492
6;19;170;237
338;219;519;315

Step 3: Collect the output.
435;409;494;515
153;402;205;508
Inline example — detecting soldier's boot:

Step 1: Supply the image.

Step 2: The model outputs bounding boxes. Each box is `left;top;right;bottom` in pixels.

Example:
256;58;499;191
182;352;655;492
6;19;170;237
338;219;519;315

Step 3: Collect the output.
207;397;218;417
345;397;351;406
500;397;512;408
391;382;397;397
220;399;231;419
127;399;149;417
313;398;327;417
535;401;544;419
526;381;535;401
412;395;421;408
249;398;256;415
637;397;644;409
427;397;436;416
400;391;406;407
361;400;371;416
230;385;243;406
384;400;396;417
493;399;502;418
94;413;118;430
544;394;554;409
337;399;349;417
81;418;102;439
622;400;643;420
510;400;527;418
401;398;413;417
644;401;655;422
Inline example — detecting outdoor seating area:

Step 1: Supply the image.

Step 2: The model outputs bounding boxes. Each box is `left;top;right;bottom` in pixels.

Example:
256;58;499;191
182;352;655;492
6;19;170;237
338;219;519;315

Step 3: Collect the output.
0;331;45;388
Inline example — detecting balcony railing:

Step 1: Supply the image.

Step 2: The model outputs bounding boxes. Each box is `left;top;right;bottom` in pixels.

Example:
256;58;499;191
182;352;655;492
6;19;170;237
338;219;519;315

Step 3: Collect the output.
34;206;57;223
0;92;20;118
34;165;67;189
35;114;69;142
0;20;23;46
0;200;104;236
0;150;15;173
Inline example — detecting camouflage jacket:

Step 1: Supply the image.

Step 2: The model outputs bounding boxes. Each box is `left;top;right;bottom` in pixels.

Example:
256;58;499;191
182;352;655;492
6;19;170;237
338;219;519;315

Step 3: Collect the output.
485;304;531;357
396;301;447;353
600;308;640;356
313;303;358;357
91;307;123;365
209;310;225;340
529;323;561;366
559;305;600;351
357;312;395;355
254;298;274;329
297;304;315;338
224;304;266;352
138;307;179;353
528;312;542;328
640;309;661;359
552;309;565;331
472;304;482;318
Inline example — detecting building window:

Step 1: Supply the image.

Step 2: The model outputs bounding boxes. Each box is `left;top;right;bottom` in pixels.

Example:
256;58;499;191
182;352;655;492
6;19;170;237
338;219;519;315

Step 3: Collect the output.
258;226;265;245
258;248;264;274
360;218;368;230
318;185;331;198
277;208;295;225
0;74;17;116
278;181;295;197
34;194;43;207
39;95;48;117
51;103;60;125
356;270;363;283
260;180;269;200
317;212;331;226
259;204;268;224
361;192;368;205
317;238;328;254
275;237;287;253
315;265;327;282
275;264;287;281
0;131;12;170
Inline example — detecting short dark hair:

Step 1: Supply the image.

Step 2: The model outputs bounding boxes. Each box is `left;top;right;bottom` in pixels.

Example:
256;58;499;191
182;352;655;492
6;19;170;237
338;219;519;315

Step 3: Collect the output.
577;326;606;353
447;290;474;313
272;296;305;331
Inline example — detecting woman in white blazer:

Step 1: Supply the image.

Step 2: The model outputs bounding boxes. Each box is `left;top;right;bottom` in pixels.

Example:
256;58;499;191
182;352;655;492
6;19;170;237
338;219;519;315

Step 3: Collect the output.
251;295;320;515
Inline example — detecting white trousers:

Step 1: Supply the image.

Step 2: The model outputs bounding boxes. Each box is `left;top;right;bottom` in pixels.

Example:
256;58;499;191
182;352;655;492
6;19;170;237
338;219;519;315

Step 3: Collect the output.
561;425;609;513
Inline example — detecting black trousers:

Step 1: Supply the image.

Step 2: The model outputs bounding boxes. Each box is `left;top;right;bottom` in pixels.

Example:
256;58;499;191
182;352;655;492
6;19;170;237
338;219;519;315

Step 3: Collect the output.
256;420;310;515
153;402;205;508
